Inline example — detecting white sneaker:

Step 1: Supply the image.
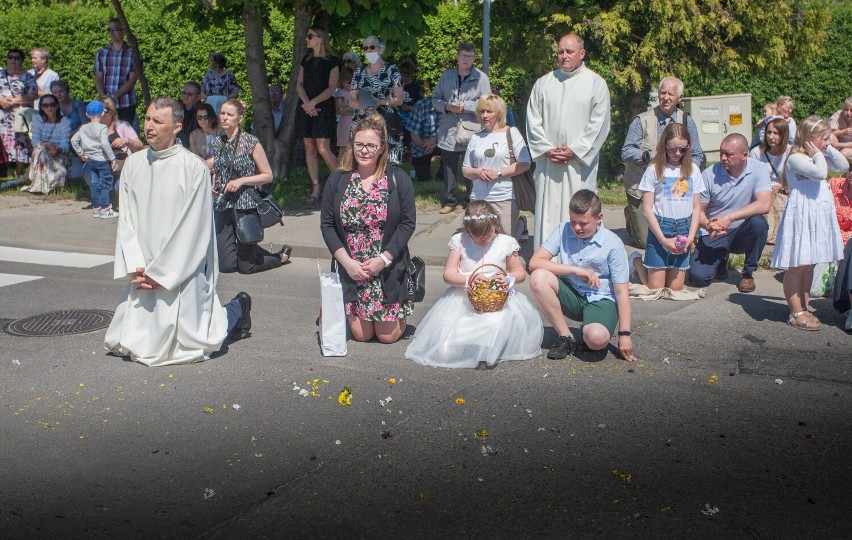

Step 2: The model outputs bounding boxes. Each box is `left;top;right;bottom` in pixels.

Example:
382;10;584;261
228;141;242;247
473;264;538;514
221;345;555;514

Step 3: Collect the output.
99;207;118;219
845;310;852;330
92;207;101;218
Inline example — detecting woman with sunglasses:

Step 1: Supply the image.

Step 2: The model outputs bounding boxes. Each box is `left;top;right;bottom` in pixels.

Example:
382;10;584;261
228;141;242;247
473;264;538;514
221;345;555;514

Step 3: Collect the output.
296;25;339;204
321;113;415;344
189;103;222;160
22;94;70;194
0;48;37;180
348;35;404;167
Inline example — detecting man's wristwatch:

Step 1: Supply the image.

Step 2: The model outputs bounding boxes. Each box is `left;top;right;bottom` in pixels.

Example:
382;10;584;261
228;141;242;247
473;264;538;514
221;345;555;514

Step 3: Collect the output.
379;253;392;267
497;170;503;178
617;330;631;337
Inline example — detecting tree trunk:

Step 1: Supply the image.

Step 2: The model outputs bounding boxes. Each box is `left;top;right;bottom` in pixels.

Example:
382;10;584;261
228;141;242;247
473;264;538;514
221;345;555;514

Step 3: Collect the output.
269;0;314;179
111;0;150;106
243;1;273;151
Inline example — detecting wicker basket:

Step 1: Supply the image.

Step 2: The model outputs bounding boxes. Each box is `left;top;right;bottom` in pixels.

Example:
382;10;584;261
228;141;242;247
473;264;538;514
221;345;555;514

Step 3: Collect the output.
467;264;509;313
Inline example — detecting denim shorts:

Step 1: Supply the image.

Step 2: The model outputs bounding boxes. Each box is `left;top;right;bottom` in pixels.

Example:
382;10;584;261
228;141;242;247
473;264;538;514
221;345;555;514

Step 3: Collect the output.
644;215;691;270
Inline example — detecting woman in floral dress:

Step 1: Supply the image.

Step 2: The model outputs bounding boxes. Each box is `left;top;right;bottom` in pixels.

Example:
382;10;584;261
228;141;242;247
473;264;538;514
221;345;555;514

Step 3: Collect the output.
320;113;415;344
0;48;37;179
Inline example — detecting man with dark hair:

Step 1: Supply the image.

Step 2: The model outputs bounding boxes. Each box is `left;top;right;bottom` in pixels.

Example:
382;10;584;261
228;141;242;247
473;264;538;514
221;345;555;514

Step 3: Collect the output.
105;97;252;366
687;133;771;292
529;189;636;362
176;81;202;147
94;17;138;128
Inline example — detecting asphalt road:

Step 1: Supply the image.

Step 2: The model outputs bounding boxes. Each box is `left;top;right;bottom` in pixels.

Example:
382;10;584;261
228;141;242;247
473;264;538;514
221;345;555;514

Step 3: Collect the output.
0;196;850;539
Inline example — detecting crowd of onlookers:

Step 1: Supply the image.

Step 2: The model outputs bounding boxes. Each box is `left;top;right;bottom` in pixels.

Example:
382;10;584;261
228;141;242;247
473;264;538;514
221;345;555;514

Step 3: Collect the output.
1;20;851;366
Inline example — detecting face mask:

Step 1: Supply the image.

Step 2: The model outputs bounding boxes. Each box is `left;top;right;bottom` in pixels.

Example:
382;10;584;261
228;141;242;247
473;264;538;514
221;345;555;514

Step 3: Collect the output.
365;52;380;64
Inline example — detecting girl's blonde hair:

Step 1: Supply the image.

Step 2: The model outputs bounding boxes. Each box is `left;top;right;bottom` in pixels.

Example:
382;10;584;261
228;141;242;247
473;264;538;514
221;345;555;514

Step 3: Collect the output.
337;113;389;180
652;122;693;180
782;115;830;188
463;200;504;237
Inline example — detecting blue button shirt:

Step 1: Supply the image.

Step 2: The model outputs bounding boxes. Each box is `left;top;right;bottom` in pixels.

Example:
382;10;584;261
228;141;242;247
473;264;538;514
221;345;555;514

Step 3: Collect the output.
540;222;629;303
700;158;771;235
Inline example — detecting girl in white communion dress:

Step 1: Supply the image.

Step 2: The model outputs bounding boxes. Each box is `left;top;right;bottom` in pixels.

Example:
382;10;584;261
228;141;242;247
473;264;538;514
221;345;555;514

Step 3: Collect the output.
405;201;542;368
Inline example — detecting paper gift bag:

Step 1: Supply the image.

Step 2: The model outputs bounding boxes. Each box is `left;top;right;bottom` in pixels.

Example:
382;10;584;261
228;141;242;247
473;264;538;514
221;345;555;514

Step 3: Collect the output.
319;263;347;356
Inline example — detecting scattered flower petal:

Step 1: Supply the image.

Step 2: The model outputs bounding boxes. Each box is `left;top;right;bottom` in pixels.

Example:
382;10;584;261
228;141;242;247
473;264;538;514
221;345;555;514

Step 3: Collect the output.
203;407;214;414
455;397;466;405
338;388;352;406
232;404;241;410
255;453;263;458
203;488;215;500
388;378;396;384
662;357;670;364
12;359;20;366
701;504;719;516
775;379;784;385
708;374;718;383
473;429;487;439
598;423;607;429
611;469;632;484
381;430;392;439
335;440;341;445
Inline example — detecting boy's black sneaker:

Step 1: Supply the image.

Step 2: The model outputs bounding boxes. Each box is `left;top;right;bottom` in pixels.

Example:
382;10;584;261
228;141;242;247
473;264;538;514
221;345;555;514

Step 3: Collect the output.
547;335;576;360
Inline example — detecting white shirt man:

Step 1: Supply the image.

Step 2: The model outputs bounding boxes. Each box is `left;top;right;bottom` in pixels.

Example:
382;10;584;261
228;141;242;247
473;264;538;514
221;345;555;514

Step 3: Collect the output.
526;34;610;250
105;98;251;366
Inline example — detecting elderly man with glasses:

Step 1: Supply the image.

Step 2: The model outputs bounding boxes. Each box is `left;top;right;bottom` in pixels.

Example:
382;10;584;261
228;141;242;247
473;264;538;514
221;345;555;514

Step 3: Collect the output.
94;17;139;129
621;76;706;248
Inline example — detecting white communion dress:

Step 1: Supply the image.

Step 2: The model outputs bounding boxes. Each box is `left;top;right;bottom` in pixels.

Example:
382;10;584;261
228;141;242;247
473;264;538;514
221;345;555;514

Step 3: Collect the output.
405;233;543;368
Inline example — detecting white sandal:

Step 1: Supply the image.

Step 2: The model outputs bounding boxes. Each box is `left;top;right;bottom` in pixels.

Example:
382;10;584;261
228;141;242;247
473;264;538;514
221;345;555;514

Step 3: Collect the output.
788;311;820;331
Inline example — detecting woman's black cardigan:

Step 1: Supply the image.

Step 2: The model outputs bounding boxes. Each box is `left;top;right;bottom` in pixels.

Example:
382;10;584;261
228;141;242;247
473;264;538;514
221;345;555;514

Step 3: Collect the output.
320;166;416;304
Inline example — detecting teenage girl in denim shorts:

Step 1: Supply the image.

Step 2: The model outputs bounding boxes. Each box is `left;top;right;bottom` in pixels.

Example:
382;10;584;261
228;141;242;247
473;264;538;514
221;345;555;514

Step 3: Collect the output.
631;123;705;290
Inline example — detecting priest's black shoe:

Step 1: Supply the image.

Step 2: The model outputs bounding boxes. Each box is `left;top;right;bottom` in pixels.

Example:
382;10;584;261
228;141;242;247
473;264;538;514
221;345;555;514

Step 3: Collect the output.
229;292;252;340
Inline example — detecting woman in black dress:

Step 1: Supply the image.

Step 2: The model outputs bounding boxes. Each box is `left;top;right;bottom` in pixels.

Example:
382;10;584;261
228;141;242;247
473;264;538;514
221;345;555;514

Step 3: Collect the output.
296;25;339;204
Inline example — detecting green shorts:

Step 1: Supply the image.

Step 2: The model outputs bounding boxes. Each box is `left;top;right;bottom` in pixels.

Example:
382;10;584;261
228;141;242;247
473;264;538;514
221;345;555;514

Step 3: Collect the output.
556;280;619;336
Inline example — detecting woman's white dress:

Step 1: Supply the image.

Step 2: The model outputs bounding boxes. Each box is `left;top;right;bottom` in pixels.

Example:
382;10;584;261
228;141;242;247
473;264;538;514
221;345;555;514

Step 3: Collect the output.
771;146;848;269
405;233;542;368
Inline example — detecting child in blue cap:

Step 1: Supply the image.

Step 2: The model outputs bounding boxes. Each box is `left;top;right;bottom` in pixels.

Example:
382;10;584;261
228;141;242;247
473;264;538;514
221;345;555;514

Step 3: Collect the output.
71;100;116;218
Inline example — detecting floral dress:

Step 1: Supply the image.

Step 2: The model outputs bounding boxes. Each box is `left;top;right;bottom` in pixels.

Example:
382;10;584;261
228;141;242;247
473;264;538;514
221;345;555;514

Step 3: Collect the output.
0;68;36;164
350;63;403;165
340;172;413;321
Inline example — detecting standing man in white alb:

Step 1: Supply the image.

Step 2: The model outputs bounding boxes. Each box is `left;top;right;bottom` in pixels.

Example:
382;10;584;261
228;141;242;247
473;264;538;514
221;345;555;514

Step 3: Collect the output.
526;34;610;250
105;98;252;366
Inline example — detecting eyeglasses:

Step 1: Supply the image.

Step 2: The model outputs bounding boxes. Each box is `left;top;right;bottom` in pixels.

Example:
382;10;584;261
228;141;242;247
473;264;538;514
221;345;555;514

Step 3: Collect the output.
196;115;210;121
353;142;380;152
306;33;318;39
666;146;690;154
182;91;199;96
362;44;377;51
41;102;58;108
108;27;124;32
7;55;22;61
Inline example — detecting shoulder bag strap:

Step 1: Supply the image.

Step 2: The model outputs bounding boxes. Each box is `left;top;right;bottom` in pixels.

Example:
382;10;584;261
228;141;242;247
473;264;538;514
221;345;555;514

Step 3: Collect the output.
505;128;516;164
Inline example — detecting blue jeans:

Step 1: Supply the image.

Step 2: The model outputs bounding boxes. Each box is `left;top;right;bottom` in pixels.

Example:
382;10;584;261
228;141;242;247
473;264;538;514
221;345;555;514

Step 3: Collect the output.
687;215;769;287
644;215;691;270
86;160;113;209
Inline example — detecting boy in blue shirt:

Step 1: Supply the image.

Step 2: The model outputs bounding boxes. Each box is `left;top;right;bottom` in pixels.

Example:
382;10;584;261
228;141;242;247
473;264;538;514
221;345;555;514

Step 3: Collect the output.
529;189;637;361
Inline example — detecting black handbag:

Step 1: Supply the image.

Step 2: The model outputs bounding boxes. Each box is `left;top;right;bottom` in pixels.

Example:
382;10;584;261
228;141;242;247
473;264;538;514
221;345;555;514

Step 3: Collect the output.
234;208;263;244
406;256;426;302
248;189;284;228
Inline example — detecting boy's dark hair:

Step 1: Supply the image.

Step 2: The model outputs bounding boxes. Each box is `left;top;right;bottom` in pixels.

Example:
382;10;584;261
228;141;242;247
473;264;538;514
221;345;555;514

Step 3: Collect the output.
569;189;601;217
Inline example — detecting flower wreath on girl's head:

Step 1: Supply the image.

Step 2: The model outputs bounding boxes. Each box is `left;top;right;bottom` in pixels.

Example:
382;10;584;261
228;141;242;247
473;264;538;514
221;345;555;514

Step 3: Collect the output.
463;213;498;222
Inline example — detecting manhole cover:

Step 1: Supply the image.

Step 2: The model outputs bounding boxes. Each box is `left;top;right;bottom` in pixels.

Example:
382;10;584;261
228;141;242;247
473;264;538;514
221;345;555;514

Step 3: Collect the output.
4;309;114;337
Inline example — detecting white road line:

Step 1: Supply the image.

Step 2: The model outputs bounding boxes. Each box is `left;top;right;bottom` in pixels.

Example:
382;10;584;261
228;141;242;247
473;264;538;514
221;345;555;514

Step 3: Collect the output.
0;246;114;268
0;273;42;288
